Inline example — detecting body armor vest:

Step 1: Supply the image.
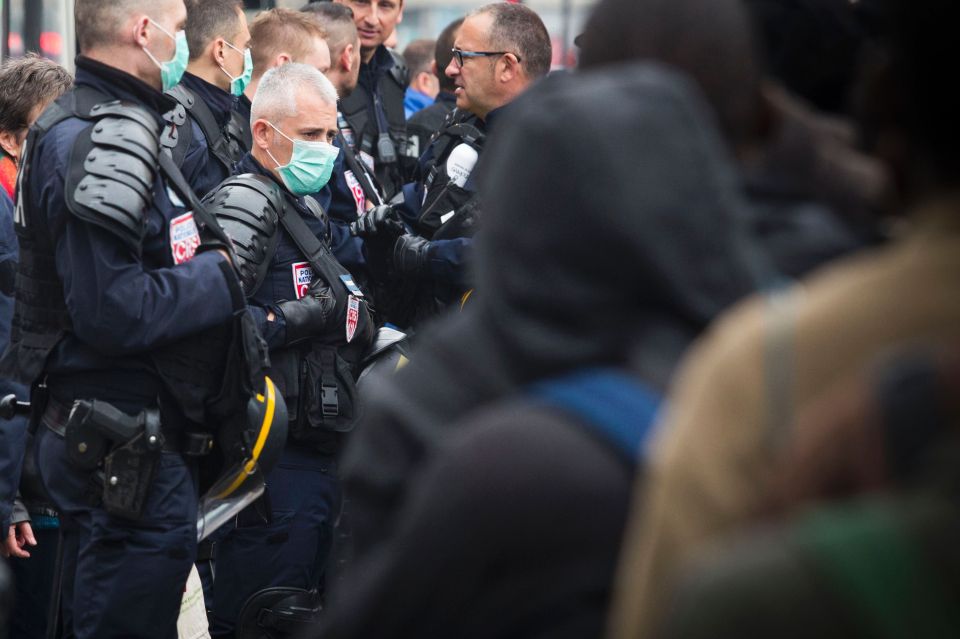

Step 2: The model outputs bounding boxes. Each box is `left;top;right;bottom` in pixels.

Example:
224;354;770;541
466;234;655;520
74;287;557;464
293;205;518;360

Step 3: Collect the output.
0;88;165;384
338;50;415;200
417;112;486;241
203;174;375;437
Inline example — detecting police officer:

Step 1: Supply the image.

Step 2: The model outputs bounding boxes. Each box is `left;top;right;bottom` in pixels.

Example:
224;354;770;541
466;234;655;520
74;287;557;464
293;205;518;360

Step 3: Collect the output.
202;63;375;638
354;3;552;327
0;0;256;636
237;8;331;125
167;0;253;197
303;2;383;286
333;0;416;199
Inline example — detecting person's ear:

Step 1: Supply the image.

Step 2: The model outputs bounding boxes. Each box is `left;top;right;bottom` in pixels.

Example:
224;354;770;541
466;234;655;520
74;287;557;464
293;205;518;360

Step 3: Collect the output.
275;53;292;67
341;44;355;73
252;119;273;151
131;15;151;48
212;37;229;67
0;130;21;160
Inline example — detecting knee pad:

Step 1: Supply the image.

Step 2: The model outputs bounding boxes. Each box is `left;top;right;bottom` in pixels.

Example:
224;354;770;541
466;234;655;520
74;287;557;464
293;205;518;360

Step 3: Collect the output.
235;587;322;639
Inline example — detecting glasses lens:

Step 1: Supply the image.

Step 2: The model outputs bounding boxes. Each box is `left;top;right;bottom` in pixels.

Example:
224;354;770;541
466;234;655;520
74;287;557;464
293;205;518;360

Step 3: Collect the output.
453;49;463;66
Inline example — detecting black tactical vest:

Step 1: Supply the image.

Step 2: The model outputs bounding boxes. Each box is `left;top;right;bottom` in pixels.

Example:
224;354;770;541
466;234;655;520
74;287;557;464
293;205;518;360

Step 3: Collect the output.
338;49;416;200
417;112;486;241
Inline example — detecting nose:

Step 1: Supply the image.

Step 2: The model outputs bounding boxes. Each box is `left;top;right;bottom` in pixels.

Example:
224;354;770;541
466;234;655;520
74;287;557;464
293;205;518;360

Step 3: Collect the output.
445;57;459;79
365;3;379;25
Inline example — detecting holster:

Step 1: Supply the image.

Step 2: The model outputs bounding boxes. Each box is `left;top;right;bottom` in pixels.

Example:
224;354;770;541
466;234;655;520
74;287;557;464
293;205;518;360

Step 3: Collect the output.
62;399;166;520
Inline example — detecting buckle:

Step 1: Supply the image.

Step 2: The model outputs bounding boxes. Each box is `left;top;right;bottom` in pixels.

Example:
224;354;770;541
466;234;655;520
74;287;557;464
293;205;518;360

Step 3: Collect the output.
321;384;339;417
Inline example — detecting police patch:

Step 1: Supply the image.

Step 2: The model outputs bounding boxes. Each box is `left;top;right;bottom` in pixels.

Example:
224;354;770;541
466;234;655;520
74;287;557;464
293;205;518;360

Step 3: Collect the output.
345;170;366;216
346;295;360;343
170;212;201;265
292;261;314;299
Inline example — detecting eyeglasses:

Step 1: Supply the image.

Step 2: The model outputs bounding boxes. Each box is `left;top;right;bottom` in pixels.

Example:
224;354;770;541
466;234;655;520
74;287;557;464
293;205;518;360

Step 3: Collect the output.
451;47;522;67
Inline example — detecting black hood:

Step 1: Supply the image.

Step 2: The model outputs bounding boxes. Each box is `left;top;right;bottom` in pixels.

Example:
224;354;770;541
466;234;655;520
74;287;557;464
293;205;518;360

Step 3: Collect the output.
367;61;770;419
343;64;771;546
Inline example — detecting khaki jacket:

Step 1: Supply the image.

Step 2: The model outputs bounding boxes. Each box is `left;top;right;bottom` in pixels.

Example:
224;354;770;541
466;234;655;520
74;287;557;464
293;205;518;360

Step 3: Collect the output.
609;203;960;639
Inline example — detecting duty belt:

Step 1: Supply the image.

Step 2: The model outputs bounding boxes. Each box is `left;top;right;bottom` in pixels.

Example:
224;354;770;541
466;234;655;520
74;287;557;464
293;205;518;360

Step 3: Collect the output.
42;395;212;456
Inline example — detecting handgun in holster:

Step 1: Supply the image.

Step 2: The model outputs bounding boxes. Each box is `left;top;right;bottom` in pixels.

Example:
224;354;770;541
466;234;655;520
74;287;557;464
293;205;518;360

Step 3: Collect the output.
64;400;165;520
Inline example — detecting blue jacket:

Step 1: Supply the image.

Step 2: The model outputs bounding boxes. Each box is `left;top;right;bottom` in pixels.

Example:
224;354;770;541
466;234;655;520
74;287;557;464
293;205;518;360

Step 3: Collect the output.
37;57;244;388
178;72;238;197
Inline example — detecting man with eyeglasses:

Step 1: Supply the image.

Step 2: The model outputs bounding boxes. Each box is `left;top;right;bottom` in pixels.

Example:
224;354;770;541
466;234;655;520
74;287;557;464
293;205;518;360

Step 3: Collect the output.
167;0;253;197
352;2;552;328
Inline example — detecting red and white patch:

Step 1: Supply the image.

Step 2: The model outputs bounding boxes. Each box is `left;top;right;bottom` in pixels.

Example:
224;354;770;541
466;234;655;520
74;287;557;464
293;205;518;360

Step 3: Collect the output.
291;262;314;299
170;212;201;265
346;295;360;343
345;170;366;216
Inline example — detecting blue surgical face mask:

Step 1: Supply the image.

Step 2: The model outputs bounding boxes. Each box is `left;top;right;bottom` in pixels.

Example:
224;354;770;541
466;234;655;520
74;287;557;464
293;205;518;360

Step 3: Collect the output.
221;41;253;97
266;122;340;196
142;19;190;91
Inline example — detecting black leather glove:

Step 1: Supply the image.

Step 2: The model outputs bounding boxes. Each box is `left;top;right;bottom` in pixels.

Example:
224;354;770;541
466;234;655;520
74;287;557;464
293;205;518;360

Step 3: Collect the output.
275;279;337;346
351;205;405;239
391;234;431;277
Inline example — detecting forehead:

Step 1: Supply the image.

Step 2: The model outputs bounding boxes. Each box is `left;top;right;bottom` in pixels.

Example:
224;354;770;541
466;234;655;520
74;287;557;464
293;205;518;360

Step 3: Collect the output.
288;89;337;127
456;13;493;48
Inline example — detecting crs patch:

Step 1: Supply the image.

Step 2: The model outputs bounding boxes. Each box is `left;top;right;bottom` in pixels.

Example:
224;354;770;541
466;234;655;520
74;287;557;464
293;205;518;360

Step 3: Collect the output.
292;261;314;299
345;170;366;216
346;295;360;343
170;212;201;265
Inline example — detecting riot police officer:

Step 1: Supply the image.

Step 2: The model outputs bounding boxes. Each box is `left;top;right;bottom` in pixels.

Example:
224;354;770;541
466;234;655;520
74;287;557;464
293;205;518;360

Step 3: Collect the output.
167;0;253;197
333;0;417;199
354;3;552;327
0;0;265;637
201;63;375;638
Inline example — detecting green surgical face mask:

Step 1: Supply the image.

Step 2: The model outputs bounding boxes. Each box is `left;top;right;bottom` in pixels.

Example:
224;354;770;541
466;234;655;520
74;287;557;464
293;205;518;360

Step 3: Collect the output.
266;122;340;196
221;41;253;97
142;19;189;91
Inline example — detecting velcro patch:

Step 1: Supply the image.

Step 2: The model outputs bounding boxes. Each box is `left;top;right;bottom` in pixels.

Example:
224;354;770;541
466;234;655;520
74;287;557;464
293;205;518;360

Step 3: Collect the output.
345;170;366;216
170;212;201;265
346;295;360;343
292;261;314;299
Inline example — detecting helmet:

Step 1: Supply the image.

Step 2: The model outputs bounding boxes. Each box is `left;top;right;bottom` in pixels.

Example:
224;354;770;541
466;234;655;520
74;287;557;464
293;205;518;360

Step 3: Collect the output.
197;376;288;541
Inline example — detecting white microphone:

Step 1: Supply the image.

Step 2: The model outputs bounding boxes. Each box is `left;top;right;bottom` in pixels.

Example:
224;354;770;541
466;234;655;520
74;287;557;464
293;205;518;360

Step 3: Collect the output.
446;144;479;188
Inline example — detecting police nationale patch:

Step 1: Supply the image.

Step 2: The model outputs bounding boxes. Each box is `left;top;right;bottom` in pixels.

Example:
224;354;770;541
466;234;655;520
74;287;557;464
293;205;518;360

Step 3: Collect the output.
170;212;201;265
346;295;360;343
292;261;314;299
345;170;366;216
341;127;356;149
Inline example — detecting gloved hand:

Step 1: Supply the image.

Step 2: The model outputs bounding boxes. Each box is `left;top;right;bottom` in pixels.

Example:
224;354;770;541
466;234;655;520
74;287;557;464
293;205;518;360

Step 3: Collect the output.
391;234;431;277
351;205;405;239
275;279;337;345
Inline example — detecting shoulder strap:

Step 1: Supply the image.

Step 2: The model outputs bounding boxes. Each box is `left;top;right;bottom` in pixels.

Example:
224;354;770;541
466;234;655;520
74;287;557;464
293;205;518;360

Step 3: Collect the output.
530;368;662;466
167;84;233;173
337;131;385;207
157;149;232;249
279;201;351;297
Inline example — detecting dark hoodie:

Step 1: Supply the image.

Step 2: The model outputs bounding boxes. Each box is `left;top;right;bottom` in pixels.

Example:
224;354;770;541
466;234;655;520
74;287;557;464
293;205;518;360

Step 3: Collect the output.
337;63;773;559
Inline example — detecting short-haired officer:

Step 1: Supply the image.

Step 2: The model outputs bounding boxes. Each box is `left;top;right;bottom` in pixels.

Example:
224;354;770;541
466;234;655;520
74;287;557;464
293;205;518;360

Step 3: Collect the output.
167;0;253;197
355;2;552;327
237;8;331;123
202;63;375;637
303;1;383;282
333;0;416;199
0;0;258;636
